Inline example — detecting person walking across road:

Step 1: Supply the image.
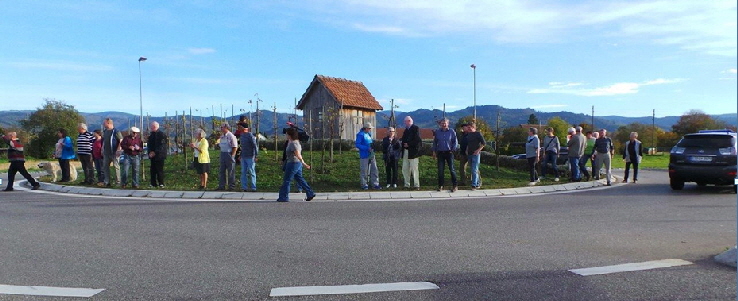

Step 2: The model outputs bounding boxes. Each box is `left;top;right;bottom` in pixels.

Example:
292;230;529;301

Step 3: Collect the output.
2;132;40;191
432;118;458;192
541;127;561;182
592;129;614;186
382;127;402;188
401;116;422;190
526;127;540;186
120;127;143;189
76;123;96;185
216;123;238;191
622;131;643;183
277;128;316;202
147;121;168;188
580;131;596;181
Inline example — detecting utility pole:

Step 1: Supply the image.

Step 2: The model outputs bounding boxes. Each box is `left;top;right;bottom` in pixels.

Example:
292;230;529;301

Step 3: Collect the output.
652;109;656;154
471;64;477;121
496;110;501;171
591;106;595;131
272;103;278;161
255;93;262;137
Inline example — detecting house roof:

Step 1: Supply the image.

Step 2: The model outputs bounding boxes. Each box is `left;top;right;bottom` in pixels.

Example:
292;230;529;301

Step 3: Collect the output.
297;75;383;111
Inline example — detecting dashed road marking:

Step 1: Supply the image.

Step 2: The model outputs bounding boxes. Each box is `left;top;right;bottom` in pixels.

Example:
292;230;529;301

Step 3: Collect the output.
269;281;439;297
569;259;693;276
0;284;104;298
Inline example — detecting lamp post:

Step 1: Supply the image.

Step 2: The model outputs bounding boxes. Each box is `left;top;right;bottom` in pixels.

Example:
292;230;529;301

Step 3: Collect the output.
471;64;477;121
138;56;147;181
138;57;147;129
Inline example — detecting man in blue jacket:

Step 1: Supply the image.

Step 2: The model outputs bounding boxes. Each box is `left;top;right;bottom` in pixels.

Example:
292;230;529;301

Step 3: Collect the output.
356;122;380;190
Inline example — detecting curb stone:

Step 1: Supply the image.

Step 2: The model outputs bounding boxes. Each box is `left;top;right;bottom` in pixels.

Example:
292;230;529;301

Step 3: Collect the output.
13;174;621;201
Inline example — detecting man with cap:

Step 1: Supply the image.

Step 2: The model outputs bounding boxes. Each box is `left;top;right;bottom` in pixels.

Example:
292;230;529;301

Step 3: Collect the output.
355;122;380;190
120;126;143;188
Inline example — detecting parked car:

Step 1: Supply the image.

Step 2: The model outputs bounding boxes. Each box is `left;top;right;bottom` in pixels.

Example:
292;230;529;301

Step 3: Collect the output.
669;130;737;193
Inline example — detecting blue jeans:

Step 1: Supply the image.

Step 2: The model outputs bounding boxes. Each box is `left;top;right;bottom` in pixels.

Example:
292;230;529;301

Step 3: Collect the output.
278;162;315;201
541;151;559;178
121;154;140;187
436;151;457;187
240;157;256;190
579;155;591;179
469;154;481;187
569;156;581;181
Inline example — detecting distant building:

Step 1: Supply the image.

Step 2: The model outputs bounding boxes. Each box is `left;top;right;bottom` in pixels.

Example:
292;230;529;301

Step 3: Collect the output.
297;75;383;140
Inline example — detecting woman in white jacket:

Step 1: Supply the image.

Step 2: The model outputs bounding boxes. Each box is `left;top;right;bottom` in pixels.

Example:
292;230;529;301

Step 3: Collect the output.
622;132;643;183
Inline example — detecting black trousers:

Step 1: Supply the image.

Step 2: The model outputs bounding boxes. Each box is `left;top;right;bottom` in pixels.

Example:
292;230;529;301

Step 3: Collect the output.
384;157;399;185
7;161;39;189
624;162;639;181
527;157;538;182
78;154;94;184
58;158;70;182
150;159;165;186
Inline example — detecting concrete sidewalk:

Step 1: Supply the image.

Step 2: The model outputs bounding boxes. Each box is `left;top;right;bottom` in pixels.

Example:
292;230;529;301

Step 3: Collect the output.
12;175;618;201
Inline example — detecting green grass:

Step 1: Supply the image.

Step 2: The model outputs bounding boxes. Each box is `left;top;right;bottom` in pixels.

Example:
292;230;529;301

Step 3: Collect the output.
59;150;536;192
609;153;669;169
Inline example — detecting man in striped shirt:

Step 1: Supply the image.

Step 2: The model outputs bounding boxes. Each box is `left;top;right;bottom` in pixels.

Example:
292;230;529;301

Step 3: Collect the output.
2;132;40;191
76;123;96;185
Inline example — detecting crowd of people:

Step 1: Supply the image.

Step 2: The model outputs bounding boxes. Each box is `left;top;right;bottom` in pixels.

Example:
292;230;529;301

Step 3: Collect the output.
2;115;644;195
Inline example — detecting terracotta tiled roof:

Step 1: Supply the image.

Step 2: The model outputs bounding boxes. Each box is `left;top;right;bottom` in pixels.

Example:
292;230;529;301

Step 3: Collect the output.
297;75;383;111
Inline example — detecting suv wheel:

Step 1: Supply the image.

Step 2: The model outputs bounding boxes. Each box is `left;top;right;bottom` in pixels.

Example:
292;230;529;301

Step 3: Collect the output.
670;178;684;190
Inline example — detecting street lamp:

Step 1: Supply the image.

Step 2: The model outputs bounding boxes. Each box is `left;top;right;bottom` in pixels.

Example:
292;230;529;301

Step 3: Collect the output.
138;57;147;129
138;56;147;182
470;64;476;121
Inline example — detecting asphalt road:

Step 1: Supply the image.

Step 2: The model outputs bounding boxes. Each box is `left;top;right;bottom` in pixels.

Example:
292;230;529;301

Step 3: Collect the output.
0;170;735;300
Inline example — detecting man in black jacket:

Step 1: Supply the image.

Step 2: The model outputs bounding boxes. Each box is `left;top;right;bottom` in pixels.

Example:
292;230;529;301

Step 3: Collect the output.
401;116;422;190
147;121;168;188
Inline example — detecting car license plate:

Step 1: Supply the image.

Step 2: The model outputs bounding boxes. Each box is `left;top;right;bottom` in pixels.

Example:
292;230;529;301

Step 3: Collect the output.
689;156;713;162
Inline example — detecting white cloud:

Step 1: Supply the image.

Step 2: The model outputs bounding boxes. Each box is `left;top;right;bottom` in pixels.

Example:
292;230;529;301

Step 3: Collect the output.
528;78;685;96
642;78;686;85
726;68;737;74
188;47;216;55
295;0;736;55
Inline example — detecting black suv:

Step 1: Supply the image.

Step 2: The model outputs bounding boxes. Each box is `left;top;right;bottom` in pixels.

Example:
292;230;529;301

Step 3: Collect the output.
669;130;737;192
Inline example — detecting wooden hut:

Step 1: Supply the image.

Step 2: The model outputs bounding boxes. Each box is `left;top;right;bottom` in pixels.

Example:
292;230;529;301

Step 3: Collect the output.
296;75;383;140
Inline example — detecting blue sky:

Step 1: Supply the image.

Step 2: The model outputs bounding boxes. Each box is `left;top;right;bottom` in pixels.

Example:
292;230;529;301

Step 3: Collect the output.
1;0;736;119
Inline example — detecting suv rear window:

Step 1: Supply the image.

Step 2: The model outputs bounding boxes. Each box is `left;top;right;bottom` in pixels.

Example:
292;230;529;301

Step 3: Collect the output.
677;135;733;148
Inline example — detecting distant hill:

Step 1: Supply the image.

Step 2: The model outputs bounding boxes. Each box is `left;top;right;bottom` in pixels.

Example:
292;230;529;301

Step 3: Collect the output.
1;106;735;134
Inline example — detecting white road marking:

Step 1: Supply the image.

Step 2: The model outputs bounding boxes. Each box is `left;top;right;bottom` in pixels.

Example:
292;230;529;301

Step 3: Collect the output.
0;284;104;298
269;282;439;297
569;259;693;276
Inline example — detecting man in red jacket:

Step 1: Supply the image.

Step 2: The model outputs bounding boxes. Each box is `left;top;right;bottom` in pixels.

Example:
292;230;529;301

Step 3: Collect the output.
2;132;40;191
